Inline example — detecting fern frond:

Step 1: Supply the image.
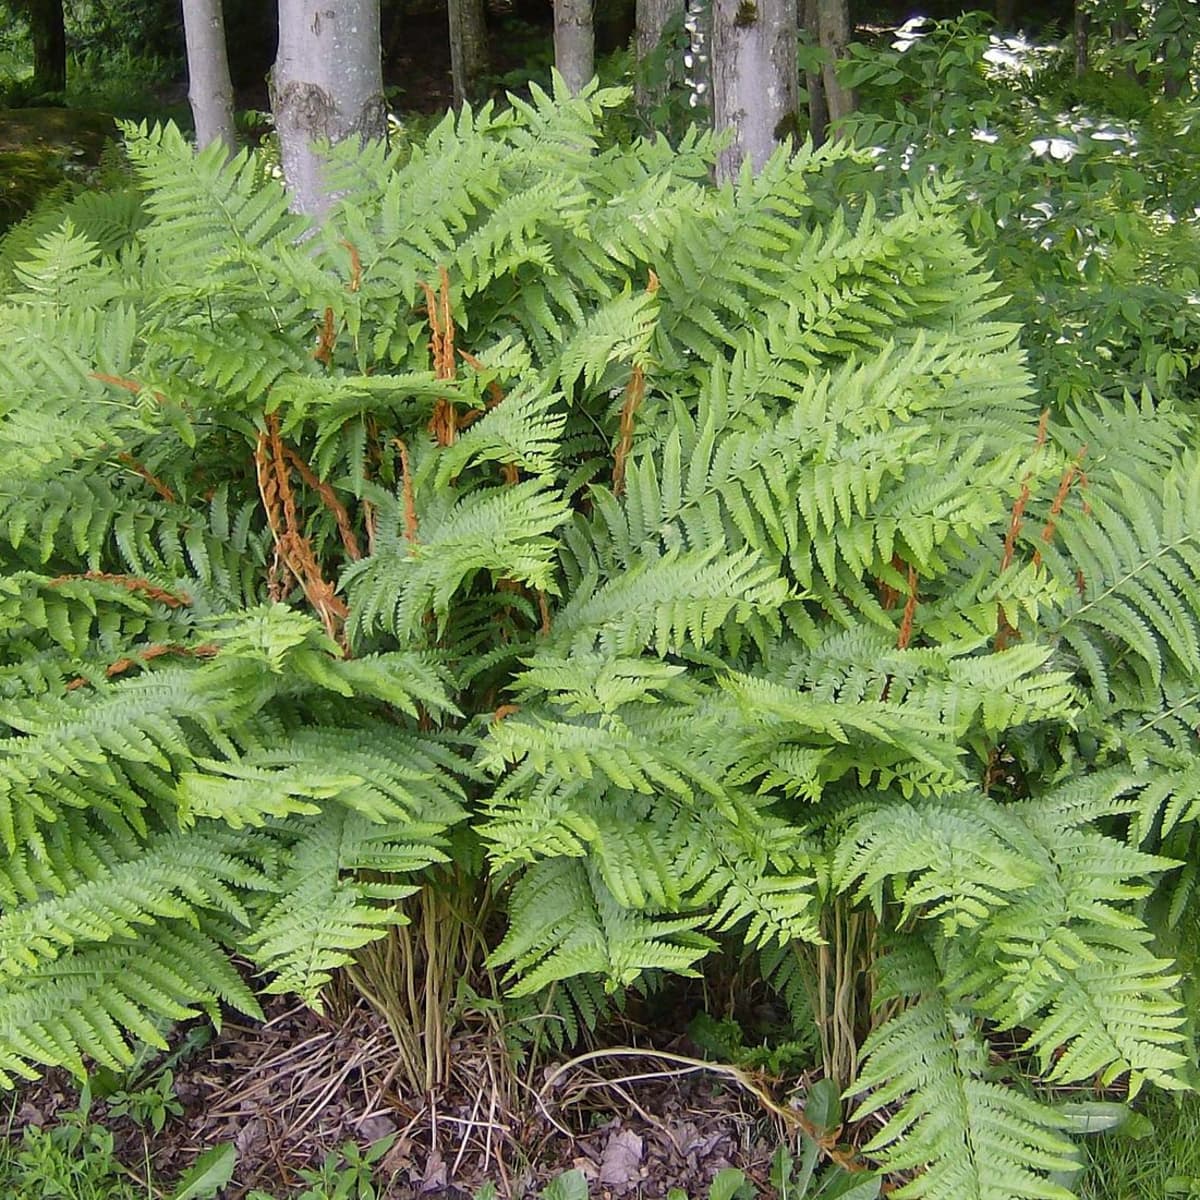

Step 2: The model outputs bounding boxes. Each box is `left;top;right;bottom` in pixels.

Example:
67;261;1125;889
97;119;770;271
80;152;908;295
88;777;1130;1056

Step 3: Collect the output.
0;921;261;1086
852;936;1077;1200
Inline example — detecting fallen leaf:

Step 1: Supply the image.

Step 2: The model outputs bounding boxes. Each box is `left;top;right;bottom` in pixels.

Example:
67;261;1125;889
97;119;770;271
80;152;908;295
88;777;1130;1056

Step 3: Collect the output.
599;1129;644;1188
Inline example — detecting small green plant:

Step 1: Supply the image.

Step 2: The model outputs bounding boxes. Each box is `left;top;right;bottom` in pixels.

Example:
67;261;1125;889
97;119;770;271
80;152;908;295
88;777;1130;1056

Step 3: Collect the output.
102;1069;183;1134
0;1090;141;1200
245;1135;396;1200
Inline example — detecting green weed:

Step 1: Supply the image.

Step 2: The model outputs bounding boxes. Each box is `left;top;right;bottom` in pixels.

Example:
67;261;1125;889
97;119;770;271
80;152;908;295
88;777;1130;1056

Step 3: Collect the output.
1080;1091;1200;1200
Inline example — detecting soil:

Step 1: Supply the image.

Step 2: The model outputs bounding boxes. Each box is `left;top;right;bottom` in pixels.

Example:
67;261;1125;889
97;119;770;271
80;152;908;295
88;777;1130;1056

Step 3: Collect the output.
12;998;785;1199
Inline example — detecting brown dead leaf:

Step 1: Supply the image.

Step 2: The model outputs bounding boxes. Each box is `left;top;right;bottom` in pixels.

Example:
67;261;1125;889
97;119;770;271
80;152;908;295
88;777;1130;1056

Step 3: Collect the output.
599;1129;644;1188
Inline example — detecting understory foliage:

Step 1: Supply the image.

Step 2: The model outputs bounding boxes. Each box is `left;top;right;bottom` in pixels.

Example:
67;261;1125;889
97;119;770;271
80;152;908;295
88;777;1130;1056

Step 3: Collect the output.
1;81;1199;1199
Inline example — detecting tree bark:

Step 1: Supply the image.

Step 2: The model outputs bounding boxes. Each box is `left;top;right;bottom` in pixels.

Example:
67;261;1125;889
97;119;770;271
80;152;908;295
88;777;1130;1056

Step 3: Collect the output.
816;0;855;131
26;0;67;93
554;0;595;95
635;0;685;121
270;0;387;217
182;0;237;154
448;0;488;107
801;0;828;145
710;0;799;181
1073;0;1088;76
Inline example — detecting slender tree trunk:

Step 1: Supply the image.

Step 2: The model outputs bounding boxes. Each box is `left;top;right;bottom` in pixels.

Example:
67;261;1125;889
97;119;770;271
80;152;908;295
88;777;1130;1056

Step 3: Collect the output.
448;0;488;107
635;0;685;121
27;0;67;93
711;0;799;181
554;0;595;94
1073;0;1088;76
801;0;828;145
270;0;387;217
816;0;855;130
182;0;237;154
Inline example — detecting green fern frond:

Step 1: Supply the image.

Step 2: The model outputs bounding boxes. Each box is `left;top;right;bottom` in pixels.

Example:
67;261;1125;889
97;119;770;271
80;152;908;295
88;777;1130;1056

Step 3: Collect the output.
0;921;262;1086
489;858;713;996
852;936;1077;1200
245;809;455;1005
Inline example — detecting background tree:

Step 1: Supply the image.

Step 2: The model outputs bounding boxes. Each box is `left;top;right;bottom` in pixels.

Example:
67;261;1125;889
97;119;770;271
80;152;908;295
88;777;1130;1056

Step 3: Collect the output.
553;0;594;94
710;0;799;180
448;0;488;106
802;0;830;144
816;0;855;131
16;0;66;93
635;0;685;120
270;0;387;216
181;0;237;153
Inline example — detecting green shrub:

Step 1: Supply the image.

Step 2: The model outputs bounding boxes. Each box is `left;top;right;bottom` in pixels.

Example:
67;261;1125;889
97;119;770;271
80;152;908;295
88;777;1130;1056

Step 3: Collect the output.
1;82;1199;1199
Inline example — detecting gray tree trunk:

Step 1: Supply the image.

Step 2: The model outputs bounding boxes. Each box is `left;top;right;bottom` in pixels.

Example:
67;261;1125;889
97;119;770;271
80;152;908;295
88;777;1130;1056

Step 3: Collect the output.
801;0;828;145
710;0;799;181
270;0;388;217
182;0;237;155
816;0;855;131
554;0;595;95
448;0;488;107
635;0;685;121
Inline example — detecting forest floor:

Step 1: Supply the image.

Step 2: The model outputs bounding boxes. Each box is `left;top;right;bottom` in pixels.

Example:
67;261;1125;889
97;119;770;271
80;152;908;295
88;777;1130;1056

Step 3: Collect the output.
12;997;784;1198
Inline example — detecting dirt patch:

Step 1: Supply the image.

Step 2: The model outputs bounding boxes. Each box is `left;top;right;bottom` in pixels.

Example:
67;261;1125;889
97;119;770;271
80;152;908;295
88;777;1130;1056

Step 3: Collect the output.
0;107;118;229
11;999;784;1198
0;106;116;156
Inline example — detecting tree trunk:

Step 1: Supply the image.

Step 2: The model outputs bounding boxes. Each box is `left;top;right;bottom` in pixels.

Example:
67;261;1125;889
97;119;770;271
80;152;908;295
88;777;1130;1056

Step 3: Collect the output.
270;0;387;217
801;0;828;145
994;0;1016;30
27;0;66;93
635;0;685;121
710;0;799;181
448;0;488;107
554;0;594;95
1073;0;1088;76
816;0;855;131
182;0;237;154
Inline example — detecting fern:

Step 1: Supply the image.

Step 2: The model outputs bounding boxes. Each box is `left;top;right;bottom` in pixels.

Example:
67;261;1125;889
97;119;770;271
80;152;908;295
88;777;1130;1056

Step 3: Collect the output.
853;936;1078;1200
1;89;1198;1200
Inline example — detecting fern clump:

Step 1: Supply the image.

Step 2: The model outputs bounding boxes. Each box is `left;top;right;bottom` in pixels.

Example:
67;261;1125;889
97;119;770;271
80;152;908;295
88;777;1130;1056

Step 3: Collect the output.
2;81;1199;1198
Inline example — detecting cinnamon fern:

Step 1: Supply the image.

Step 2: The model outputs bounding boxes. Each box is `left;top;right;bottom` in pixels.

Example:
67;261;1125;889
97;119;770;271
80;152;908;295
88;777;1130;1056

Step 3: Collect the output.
1;82;1198;1198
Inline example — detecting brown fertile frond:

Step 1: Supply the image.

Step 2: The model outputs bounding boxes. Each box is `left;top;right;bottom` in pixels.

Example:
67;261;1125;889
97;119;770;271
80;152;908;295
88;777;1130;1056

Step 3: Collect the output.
255;414;349;649
393;438;419;543
458;348;506;408
49;573;191;608
340;239;362;292
106;641;219;678
612;364;646;498
423;266;459;445
90;373;167;405
313;307;337;366
1032;446;1087;567
283;446;362;561
896;564;918;650
116;452;177;503
878;553;906;611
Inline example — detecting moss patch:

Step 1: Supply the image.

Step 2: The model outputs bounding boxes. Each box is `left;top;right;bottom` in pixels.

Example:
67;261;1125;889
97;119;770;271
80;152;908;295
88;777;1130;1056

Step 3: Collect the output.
0;107;116;229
